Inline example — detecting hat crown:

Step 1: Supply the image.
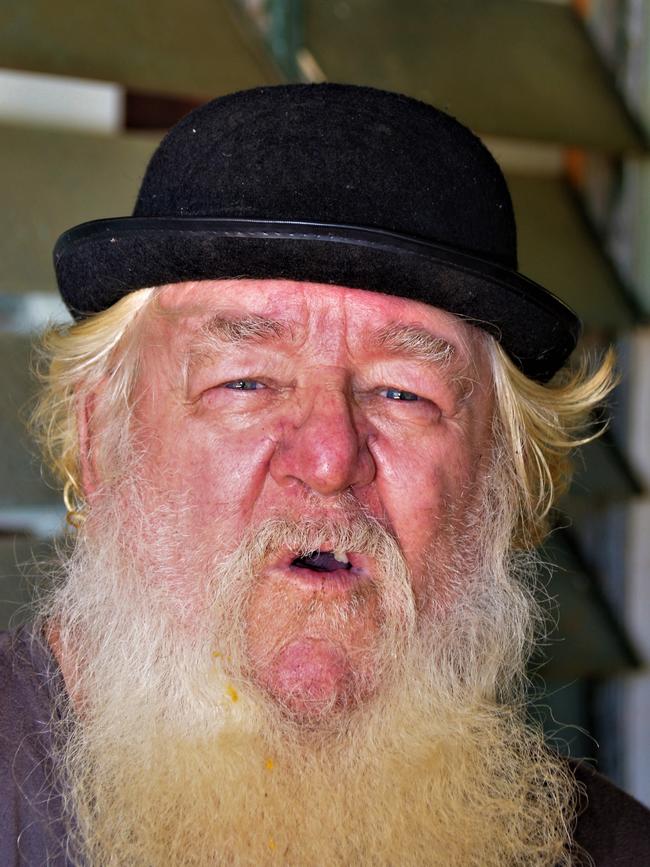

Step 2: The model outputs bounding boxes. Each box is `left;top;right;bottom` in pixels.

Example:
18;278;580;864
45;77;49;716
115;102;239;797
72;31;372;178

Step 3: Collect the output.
55;83;579;381
134;83;517;269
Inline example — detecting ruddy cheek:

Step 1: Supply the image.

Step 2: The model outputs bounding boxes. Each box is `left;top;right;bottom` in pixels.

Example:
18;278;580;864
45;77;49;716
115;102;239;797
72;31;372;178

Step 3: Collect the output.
182;428;277;514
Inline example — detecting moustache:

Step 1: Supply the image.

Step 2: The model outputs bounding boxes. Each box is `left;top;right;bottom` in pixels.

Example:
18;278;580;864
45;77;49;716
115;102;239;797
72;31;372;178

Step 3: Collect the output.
216;508;406;582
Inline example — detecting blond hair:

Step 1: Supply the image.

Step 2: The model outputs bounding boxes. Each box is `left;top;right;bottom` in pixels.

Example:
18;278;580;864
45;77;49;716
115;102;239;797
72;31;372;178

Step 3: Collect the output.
489;342;616;546
30;289;617;543
31;288;156;525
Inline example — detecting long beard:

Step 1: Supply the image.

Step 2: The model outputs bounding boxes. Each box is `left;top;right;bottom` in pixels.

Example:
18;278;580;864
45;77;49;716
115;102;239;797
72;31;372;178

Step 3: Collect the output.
38;471;578;866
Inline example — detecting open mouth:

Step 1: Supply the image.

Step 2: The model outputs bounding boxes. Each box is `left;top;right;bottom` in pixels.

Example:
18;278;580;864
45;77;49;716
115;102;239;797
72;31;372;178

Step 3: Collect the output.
290;550;353;574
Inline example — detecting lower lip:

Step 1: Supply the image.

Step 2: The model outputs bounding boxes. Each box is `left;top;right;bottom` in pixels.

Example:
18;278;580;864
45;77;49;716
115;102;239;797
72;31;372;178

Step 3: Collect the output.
269;564;369;593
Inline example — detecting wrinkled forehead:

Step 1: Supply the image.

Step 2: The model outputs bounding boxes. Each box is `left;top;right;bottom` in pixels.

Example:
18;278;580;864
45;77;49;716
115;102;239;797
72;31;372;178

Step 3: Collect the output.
150;278;490;372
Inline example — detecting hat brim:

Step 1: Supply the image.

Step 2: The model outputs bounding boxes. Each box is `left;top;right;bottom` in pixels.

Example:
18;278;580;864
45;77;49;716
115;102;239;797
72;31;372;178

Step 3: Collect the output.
53;217;580;382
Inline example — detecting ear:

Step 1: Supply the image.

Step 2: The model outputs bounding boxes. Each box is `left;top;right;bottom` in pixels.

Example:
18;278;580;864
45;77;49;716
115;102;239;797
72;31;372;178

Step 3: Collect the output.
76;390;101;500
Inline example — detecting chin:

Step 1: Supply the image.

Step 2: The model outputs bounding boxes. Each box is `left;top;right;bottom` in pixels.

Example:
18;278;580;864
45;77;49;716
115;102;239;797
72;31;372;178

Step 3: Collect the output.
253;635;372;722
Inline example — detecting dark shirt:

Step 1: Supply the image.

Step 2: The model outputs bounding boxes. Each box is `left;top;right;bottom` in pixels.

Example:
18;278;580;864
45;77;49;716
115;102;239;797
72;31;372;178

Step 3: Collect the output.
0;625;69;866
571;759;650;865
1;624;649;866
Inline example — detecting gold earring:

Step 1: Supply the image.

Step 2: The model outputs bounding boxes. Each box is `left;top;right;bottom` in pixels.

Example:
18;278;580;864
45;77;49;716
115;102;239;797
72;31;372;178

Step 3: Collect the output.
63;477;86;529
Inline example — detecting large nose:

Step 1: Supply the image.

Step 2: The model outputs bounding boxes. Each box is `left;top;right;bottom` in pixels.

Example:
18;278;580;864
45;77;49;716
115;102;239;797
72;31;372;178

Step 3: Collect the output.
269;388;376;497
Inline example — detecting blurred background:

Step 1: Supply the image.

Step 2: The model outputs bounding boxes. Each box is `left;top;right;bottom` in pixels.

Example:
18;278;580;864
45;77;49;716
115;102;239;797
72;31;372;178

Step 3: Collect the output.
0;0;648;805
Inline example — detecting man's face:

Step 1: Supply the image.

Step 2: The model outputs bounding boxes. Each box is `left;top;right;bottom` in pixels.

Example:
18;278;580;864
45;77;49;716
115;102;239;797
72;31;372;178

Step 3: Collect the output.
106;279;494;714
57;280;578;865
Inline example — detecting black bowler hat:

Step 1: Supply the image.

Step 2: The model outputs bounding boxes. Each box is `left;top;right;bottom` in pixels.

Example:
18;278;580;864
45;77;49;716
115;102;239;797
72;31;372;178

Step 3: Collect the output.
54;83;580;382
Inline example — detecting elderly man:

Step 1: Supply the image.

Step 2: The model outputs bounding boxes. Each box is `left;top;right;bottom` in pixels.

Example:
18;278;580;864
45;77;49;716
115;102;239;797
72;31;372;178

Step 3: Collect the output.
1;84;649;866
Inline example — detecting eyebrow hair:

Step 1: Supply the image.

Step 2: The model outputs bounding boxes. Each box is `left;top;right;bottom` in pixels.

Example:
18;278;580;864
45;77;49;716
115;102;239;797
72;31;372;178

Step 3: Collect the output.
368;323;457;366
187;313;294;362
199;313;293;345
182;313;295;390
368;322;479;400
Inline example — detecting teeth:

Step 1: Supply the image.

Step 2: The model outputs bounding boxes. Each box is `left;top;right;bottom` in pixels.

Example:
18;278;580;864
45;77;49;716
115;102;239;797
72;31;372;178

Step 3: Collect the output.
333;548;349;564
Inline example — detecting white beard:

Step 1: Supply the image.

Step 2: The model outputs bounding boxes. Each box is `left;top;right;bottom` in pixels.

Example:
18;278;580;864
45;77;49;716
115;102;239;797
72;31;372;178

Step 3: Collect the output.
39;471;578;866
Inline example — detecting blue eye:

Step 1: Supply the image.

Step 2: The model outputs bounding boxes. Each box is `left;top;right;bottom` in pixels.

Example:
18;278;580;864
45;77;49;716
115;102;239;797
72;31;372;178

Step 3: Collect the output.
224;379;265;390
383;388;419;401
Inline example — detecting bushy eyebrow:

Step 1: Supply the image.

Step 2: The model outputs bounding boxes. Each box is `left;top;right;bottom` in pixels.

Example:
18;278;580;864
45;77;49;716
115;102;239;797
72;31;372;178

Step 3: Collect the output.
366;322;476;399
181;313;295;391
185;313;291;362
200;313;293;345
367;323;457;366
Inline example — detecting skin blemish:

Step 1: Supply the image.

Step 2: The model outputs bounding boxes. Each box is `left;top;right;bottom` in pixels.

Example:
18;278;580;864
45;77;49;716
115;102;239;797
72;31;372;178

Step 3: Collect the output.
226;684;239;702
268;837;276;850
265;757;274;771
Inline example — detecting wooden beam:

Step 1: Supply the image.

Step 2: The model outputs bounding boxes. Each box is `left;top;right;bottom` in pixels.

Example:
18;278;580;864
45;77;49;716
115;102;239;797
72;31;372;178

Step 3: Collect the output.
302;0;648;151
0;0;282;99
